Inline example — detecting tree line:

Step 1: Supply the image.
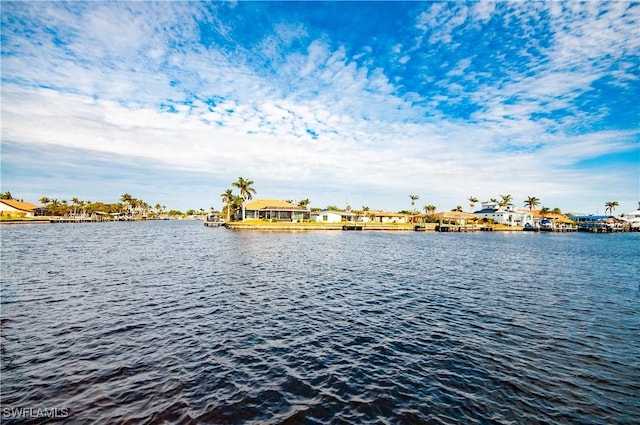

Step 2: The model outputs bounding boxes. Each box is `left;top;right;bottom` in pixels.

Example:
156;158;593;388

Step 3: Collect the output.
0;191;206;218
0;189;622;218
405;193;620;216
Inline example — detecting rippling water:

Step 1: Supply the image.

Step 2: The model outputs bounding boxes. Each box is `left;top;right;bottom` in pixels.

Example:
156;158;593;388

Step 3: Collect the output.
1;221;639;424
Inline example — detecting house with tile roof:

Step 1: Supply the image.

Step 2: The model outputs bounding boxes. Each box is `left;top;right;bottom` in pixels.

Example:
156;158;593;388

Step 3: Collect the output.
0;199;41;217
243;199;310;222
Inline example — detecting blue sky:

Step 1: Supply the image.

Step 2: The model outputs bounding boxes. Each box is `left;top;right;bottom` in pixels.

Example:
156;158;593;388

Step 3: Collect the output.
2;1;639;214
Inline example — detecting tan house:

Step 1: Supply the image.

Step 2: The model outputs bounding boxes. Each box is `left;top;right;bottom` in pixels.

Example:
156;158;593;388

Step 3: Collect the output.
0;199;40;217
370;211;410;224
244;199;310;222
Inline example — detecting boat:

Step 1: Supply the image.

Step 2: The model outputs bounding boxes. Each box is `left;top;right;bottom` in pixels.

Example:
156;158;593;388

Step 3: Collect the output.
204;211;225;227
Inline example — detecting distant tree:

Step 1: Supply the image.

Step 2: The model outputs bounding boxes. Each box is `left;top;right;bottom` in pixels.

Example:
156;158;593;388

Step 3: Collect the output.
524;196;540;211
231;177;256;220
452;205;463;212
298;199;310;208
409;194;419;212
39;197;50;206
499;194;512;207
423;205;436;214
326;205;340;211
551;207;562;215
361;206;370;212
540;207;551;216
604;201;619;215
468;196;478;212
1;191;13;200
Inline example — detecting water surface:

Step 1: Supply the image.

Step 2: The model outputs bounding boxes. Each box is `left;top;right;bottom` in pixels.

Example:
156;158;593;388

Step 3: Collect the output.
1;221;639;424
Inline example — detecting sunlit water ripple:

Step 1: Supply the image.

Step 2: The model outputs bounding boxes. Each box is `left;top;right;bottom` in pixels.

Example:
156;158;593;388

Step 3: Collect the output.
1;221;639;424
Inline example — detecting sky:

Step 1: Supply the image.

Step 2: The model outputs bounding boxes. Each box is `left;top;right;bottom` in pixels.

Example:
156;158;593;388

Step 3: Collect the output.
1;1;639;214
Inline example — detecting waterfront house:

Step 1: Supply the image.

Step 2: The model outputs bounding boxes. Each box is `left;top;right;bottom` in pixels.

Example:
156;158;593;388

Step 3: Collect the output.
312;209;358;223
0;199;40;217
473;201;533;226
243;199;310;222
570;215;623;232
370;211;410;224
622;208;640;231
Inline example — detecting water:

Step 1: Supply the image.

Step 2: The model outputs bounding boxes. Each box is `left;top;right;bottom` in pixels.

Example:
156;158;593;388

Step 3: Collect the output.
1;221;639;424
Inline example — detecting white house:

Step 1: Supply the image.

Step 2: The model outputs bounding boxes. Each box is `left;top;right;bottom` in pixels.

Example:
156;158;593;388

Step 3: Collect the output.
622;207;640;230
0;199;39;217
312;210;358;223
474;201;533;226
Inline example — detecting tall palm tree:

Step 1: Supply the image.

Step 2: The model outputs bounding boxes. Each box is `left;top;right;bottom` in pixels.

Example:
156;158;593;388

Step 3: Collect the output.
39;196;50;206
468;196;478;212
605;201;619;215
231;177;256;220
409;194;419;212
220;189;235;222
499;194;512;207
524;196;540;211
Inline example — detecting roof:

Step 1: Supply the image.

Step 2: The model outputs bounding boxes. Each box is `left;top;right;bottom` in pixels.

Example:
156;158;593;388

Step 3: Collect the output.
315;209;357;216
372;212;409;218
531;210;574;223
431;211;479;220
244;199;306;211
0;199;38;211
569;215;615;220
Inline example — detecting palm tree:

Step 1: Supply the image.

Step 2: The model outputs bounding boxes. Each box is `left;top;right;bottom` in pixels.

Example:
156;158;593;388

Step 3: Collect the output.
540;206;551;216
39;196;51;206
551;207;562;215
423;205;436;214
605;201;619;215
70;197;80;216
220;189;235;222
1;191;13;200
524;196;540;211
120;193;133;216
499;194;512;207
231;177;256;220
452;205;463;212
468;196;478;213
409;194;419;212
